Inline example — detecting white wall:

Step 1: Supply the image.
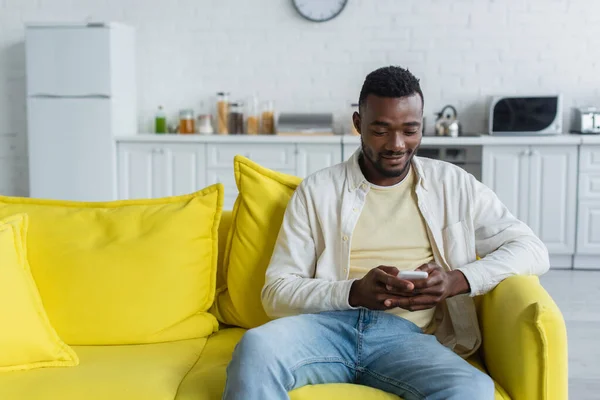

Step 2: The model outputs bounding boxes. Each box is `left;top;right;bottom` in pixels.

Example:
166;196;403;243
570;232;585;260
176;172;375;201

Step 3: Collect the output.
1;0;599;196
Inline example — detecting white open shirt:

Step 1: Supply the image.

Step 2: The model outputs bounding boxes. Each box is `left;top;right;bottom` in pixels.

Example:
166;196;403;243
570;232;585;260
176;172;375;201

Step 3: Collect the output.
261;148;550;357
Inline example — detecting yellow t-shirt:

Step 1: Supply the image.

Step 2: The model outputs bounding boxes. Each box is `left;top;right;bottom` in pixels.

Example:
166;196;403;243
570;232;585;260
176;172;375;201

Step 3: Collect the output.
349;166;436;329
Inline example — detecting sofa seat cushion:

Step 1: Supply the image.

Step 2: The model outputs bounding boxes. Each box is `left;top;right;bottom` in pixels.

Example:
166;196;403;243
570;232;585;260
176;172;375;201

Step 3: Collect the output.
0;338;207;400
176;327;510;400
176;328;246;400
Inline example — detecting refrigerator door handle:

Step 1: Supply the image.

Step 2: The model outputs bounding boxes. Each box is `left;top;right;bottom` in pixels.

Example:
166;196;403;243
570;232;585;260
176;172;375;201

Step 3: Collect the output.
30;94;110;99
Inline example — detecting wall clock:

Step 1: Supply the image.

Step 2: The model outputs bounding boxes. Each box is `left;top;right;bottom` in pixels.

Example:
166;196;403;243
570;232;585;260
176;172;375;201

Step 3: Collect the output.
292;0;348;23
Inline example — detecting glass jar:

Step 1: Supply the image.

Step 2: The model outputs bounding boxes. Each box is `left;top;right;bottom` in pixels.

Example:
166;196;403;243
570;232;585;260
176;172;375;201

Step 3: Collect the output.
217;92;229;135
197;114;214;135
179;109;195;134
246;96;259;135
261;100;275;134
228;102;244;134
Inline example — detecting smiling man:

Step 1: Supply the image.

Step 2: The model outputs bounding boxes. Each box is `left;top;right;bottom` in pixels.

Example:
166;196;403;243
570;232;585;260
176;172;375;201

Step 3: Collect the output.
223;66;550;400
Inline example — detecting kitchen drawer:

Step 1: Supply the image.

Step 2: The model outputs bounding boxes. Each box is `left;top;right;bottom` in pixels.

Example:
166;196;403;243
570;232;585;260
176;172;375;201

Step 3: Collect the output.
207;144;295;170
580;146;600;171
579;173;600;199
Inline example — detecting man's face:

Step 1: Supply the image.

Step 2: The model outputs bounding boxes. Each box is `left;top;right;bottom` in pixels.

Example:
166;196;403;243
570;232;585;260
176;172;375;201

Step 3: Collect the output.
352;94;423;184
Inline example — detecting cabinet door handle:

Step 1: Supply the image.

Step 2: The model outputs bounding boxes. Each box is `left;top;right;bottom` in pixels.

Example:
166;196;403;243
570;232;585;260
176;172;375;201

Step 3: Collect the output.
520;150;530;156
530;150;539;156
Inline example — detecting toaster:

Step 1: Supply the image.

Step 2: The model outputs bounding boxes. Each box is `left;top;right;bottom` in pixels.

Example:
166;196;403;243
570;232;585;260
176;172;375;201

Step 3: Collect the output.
571;107;600;134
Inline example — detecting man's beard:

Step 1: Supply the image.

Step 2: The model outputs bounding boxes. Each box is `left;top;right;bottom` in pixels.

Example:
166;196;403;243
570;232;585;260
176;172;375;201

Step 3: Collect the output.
360;140;415;178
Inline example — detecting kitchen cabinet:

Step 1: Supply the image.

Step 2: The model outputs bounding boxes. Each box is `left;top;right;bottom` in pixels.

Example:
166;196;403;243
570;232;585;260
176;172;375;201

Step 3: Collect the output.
206;143;296;171
483;145;578;268
528;146;577;258
113;137;582;268
117;141;341;210
482;146;530;222
296;144;342;178
117;143;205;200
576;202;600;255
343;143;360;160
206;143;296;209
575;145;600;269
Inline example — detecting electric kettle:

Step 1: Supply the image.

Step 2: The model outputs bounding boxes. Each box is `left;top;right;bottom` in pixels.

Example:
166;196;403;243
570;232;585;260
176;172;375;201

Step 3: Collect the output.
434;105;461;137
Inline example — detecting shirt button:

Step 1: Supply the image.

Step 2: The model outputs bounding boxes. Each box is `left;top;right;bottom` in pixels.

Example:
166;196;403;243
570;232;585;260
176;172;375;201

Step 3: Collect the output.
353;207;358;212
342;235;349;241
361;183;368;190
343;268;348;273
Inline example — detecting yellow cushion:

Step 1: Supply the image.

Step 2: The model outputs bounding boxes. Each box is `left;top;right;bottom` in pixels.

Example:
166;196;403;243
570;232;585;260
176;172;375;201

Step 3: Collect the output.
290;384;400;399
289;355;511;400
176;328;246;400
214;211;233;299
290;381;509;400
0;214;78;372
176;327;509;400
0;337;207;400
213;156;301;328
0;185;224;345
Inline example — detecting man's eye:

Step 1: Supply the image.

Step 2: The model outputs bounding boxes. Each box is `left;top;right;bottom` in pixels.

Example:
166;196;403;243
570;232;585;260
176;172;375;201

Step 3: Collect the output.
372;131;386;135
405;130;418;135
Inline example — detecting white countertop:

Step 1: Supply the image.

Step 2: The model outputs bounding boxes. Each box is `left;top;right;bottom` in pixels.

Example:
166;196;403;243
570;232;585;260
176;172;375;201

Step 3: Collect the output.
115;133;342;144
578;135;600;144
343;134;583;146
115;133;587;146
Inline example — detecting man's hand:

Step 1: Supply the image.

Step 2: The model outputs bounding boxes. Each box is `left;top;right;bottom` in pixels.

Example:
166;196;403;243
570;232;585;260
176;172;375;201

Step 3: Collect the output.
349;266;417;310
384;263;471;311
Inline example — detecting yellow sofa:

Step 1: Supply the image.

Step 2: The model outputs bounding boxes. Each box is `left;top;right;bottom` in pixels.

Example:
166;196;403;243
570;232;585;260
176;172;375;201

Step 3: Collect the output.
0;211;568;400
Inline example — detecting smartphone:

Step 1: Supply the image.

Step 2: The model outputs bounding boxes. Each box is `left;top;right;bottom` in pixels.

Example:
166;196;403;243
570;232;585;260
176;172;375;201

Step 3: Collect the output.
396;271;428;281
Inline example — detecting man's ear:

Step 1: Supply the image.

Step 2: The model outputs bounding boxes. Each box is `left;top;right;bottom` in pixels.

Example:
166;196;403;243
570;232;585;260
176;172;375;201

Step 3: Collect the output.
352;112;361;135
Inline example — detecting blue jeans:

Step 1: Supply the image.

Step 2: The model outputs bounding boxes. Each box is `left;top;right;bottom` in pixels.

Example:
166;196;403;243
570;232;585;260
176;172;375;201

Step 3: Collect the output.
223;309;494;400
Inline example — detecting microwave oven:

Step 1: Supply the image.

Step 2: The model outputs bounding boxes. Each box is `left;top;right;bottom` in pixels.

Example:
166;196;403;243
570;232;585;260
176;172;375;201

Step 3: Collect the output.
488;95;563;135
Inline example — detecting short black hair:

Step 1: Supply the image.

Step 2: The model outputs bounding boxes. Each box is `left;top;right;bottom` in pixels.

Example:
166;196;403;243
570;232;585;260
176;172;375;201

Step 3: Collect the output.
358;66;424;110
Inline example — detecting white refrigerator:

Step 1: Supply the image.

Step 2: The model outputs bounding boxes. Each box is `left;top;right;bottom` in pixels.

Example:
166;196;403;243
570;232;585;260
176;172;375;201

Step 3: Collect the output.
26;22;136;201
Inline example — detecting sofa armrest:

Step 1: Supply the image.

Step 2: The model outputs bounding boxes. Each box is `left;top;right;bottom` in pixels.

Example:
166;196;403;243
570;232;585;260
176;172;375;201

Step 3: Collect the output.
478;275;568;400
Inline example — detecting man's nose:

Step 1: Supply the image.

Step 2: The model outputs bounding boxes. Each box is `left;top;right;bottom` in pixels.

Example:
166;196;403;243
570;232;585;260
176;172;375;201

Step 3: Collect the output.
387;133;406;152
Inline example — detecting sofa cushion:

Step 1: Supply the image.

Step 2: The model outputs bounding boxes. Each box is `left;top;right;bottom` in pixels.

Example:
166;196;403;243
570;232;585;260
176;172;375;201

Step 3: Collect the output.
0;338;207;400
0;185;223;345
176;328;246;400
290;380;509;399
0;214;78;372
212;156;301;328
176;327;510;400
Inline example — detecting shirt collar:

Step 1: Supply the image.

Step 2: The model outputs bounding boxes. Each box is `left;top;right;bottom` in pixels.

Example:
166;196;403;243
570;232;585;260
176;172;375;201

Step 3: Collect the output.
346;147;428;192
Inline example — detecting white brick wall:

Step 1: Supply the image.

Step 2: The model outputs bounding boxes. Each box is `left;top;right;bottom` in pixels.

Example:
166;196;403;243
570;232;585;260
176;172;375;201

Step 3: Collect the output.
1;0;599;195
